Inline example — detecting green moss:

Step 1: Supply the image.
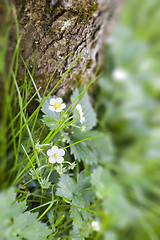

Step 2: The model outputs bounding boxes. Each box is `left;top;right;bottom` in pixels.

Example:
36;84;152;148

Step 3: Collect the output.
15;0;98;23
69;1;98;21
75;70;82;82
82;2;98;16
86;59;93;69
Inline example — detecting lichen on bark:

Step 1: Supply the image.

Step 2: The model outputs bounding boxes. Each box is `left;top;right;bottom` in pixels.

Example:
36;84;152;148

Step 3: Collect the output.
10;0;123;96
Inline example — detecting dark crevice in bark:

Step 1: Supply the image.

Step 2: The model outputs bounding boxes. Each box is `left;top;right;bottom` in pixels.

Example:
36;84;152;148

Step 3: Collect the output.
92;25;101;40
74;39;86;52
52;9;66;22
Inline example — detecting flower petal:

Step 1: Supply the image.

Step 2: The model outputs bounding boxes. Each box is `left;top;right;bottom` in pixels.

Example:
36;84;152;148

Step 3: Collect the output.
49;156;57;163
50;98;56;105
60;103;66;110
55;108;62;112
76;104;82;112
51;146;59;152
59;148;65;156
56;156;64;163
47;149;53;156
56;98;62;104
80;116;85;124
49;106;55;111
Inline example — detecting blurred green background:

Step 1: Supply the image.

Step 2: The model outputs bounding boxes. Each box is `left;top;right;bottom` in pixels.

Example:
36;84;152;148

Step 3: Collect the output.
93;0;160;239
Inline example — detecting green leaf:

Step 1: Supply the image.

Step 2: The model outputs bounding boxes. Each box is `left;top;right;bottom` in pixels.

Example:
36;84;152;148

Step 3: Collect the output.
69;132;114;164
70;206;83;226
56;174;77;200
0;188;52;240
68;129;98;163
56;171;94;207
70;206;83;236
41;115;57;128
80;208;92;221
77;170;90;191
70;206;92;239
91;167;141;228
89;134;115;163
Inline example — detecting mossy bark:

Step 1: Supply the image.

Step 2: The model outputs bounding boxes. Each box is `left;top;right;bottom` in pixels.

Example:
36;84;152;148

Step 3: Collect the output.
10;0;123;96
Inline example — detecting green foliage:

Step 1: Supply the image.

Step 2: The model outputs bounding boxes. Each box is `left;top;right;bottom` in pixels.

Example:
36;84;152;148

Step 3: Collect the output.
70;206;92;239
56;170;94;207
92;0;160;239
0;188;51;240
67;129;98;163
91;167;140;228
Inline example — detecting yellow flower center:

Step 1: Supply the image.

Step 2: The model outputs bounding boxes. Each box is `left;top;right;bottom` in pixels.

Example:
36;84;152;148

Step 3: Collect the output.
53;102;61;109
93;226;97;230
54;153;59;158
80;111;84;117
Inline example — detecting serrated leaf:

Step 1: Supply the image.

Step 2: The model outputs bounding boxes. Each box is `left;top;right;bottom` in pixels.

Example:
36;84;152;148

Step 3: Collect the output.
0;188;51;240
41;115;57;128
70;206;83;225
70;206;92;239
56;171;94;207
81;208;92;221
77;170;90;192
72;195;86;207
56;174;77;200
70;142;92;162
89;134;115;163
68;129;98;163
15;212;51;240
70;206;83;234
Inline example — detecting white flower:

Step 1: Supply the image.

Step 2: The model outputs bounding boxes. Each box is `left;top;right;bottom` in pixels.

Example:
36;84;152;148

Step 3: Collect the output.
47;146;65;164
49;97;66;112
112;68;128;82
76;104;85;124
76;104;82;112
91;221;100;231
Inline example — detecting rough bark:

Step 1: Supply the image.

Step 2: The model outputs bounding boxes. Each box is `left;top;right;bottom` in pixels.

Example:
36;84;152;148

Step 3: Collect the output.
10;0;123;96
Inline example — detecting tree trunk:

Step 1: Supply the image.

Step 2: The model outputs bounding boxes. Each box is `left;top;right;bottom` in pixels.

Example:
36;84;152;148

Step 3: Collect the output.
11;0;123;96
